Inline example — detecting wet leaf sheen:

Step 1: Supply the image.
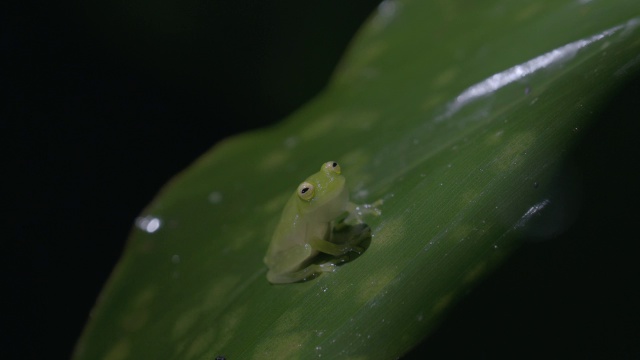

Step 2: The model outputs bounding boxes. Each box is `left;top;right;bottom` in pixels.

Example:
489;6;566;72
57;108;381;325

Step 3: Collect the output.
74;1;640;359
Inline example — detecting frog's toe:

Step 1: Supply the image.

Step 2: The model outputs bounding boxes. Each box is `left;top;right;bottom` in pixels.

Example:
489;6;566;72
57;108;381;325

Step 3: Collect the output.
351;245;364;254
318;262;338;272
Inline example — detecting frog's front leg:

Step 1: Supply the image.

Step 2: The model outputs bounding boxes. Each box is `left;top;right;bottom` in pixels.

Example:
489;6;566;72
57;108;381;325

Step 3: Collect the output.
342;199;383;225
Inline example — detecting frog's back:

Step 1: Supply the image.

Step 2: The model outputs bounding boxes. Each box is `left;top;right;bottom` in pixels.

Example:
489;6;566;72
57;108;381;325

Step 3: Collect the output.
264;194;311;268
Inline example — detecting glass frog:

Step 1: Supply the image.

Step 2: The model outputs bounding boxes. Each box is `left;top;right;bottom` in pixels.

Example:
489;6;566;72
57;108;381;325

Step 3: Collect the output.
264;161;381;284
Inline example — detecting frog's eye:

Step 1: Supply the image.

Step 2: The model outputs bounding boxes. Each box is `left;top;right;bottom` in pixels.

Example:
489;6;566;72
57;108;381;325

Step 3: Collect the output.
297;181;315;201
322;161;341;174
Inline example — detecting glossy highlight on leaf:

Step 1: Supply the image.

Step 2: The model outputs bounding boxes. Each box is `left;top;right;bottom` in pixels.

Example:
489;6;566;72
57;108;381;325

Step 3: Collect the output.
73;0;640;359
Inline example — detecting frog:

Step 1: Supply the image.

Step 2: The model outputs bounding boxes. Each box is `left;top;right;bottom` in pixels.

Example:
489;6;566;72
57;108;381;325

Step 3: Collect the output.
264;161;381;284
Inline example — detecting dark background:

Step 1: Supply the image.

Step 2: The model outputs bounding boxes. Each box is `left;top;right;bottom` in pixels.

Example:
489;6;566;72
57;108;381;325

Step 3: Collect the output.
4;1;639;359
4;1;380;358
406;75;640;359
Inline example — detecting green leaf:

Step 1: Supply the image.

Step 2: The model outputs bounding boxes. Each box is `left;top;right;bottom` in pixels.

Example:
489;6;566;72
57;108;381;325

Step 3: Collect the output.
73;1;640;359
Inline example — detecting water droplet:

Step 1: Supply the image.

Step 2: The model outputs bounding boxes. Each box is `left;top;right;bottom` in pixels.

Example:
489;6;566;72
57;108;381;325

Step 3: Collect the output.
355;189;369;199
135;216;162;234
514;199;551;229
284;137;298;149
208;191;223;204
378;0;399;19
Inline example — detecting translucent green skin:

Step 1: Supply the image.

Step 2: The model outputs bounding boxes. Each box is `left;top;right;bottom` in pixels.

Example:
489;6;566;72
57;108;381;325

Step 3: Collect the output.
264;162;358;284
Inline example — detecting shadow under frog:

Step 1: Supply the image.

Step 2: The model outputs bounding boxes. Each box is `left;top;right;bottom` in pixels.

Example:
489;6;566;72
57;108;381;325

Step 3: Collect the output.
302;221;373;281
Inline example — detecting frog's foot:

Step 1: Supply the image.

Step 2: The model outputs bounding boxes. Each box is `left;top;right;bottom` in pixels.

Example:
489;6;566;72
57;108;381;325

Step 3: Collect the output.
267;261;340;284
313;255;353;272
309;237;366;257
317;259;340;272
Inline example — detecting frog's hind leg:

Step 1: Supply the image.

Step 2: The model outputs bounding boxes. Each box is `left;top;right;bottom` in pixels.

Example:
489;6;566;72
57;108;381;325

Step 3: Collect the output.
309;237;364;256
266;260;344;284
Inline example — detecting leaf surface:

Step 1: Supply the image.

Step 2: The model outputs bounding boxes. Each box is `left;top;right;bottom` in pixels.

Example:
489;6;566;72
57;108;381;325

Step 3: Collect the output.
74;1;640;359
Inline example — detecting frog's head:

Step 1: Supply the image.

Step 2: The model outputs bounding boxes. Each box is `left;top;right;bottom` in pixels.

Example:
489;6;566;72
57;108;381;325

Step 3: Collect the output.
295;161;348;219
